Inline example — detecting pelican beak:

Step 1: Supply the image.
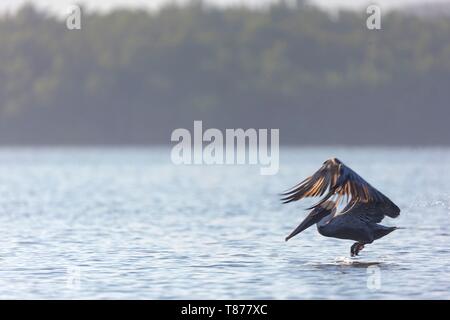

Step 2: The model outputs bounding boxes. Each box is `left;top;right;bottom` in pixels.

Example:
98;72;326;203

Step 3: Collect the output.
285;209;323;241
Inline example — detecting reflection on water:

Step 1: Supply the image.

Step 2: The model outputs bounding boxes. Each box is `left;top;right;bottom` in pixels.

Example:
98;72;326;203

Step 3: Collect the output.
0;147;449;299
309;257;383;268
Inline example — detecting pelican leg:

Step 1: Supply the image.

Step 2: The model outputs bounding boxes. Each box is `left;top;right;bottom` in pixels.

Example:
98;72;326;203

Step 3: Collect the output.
350;242;365;257
350;243;358;256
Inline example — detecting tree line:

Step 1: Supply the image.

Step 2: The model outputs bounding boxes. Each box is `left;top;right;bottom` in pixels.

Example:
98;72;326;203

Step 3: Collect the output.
0;2;449;145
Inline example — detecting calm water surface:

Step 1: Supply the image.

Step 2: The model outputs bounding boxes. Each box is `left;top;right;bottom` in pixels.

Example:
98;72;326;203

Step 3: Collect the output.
0;147;449;299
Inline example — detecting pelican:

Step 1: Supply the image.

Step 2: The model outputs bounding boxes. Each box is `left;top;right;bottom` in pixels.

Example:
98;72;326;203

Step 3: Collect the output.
282;158;400;256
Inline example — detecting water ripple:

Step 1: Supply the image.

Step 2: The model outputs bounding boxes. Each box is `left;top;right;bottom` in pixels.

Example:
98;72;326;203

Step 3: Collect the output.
0;147;449;299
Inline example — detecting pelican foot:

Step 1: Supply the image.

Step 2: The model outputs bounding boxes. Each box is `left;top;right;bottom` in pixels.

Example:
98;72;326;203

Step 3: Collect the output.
350;242;365;257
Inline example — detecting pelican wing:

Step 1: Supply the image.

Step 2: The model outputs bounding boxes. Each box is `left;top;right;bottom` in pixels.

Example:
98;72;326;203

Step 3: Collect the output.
341;201;399;223
281;158;400;218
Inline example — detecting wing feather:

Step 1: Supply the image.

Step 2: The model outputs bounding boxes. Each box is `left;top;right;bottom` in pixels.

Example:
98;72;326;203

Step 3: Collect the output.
281;158;400;219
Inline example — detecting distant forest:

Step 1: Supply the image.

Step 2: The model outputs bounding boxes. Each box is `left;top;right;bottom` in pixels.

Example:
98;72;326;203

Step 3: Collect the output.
0;2;450;145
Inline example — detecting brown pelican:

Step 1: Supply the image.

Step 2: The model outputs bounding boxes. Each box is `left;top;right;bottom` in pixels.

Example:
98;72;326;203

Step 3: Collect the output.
282;158;400;256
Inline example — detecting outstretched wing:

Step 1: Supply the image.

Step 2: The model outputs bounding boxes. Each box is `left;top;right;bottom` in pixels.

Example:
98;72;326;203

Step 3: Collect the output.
281;158;400;218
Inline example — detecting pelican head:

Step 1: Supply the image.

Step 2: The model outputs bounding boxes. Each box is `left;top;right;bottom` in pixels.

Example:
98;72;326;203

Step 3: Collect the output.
285;201;336;241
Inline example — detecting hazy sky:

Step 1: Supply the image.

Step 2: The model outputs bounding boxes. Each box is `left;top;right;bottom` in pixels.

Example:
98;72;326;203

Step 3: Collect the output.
0;0;449;15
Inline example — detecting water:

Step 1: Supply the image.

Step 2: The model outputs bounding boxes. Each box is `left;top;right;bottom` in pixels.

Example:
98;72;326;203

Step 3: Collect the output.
0;147;449;299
